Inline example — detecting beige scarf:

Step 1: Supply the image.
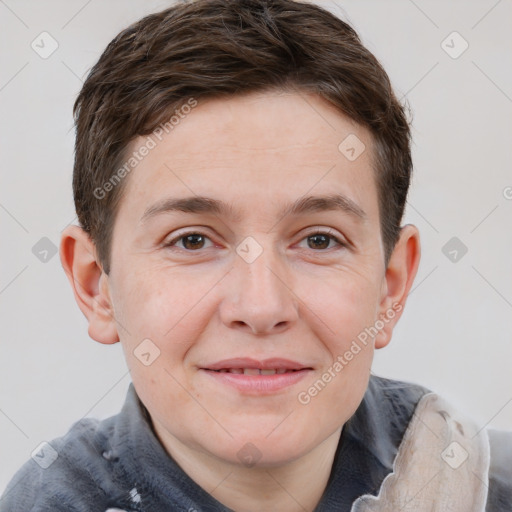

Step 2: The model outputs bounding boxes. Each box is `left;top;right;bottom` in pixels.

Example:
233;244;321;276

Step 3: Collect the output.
351;392;490;512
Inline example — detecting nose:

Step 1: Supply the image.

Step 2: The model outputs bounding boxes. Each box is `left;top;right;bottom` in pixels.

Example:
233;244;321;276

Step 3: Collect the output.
219;242;299;336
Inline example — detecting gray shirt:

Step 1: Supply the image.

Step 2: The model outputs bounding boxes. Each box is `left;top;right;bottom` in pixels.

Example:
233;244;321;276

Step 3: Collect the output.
1;376;510;511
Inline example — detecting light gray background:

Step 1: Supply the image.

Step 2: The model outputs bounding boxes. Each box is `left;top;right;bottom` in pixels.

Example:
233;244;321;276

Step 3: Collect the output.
1;0;511;494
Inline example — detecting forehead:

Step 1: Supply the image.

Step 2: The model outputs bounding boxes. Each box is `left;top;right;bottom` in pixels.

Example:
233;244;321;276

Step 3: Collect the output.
118;90;379;224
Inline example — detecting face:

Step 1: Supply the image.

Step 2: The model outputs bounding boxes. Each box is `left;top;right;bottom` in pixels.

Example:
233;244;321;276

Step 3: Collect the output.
106;90;394;467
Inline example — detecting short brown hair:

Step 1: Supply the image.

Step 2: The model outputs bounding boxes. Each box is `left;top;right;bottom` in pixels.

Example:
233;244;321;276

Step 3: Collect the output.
73;0;412;274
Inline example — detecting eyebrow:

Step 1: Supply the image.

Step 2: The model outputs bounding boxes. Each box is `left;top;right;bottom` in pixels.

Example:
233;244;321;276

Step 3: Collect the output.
140;193;366;224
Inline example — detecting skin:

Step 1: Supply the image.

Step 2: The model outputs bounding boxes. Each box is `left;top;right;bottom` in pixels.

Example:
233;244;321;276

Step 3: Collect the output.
61;89;420;511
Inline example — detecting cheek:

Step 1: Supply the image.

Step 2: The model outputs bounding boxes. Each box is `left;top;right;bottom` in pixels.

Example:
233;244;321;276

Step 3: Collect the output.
115;265;207;339
298;306;375;429
112;265;221;396
114;265;207;423
305;272;381;350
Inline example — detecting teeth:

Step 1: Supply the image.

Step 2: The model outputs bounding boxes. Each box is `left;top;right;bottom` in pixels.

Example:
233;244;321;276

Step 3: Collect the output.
215;368;295;375
243;368;261;376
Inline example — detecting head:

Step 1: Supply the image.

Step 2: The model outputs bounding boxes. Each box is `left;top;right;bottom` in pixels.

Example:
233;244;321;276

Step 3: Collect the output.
61;0;420;469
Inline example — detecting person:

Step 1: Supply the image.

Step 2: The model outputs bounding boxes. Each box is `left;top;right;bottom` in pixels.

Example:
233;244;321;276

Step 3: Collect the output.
1;0;510;510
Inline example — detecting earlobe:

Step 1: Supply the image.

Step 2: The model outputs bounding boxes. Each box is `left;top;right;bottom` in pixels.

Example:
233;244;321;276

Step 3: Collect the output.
374;224;421;349
60;225;119;345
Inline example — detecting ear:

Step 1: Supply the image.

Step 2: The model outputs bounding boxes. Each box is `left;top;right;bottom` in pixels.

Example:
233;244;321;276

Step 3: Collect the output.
374;224;421;349
60;225;119;344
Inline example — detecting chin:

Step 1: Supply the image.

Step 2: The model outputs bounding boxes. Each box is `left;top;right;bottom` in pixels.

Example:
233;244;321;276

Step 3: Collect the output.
217;443;307;469
207;426;318;468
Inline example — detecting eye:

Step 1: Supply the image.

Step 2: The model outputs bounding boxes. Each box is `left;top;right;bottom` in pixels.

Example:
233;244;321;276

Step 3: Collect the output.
163;228;347;253
297;229;346;251
163;231;214;251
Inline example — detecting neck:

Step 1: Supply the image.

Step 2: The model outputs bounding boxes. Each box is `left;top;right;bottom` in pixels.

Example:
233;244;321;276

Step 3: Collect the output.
153;424;343;512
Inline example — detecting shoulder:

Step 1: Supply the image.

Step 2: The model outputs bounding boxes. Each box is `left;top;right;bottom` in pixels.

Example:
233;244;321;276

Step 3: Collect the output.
352;377;512;510
0;414;122;512
486;428;512;511
365;374;430;403
342;374;431;470
360;374;431;433
368;377;512;511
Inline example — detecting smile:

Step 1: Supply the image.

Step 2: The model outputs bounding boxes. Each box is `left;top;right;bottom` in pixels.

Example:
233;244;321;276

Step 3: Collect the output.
200;358;313;394
211;368;300;375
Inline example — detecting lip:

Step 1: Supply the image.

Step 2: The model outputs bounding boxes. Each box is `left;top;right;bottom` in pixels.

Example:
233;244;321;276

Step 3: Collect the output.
202;357;311;371
199;358;313;395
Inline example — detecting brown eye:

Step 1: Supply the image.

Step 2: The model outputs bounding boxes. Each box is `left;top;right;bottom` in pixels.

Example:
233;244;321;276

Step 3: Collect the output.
164;232;213;251
307;233;332;250
181;234;206;250
298;229;346;251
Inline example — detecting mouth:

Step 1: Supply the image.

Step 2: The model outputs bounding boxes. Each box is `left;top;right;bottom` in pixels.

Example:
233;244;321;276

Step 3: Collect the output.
209;368;301;375
199;358;313;394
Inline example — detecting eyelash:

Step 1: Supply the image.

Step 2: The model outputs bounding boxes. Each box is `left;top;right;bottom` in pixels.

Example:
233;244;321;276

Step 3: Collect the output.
163;228;347;253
